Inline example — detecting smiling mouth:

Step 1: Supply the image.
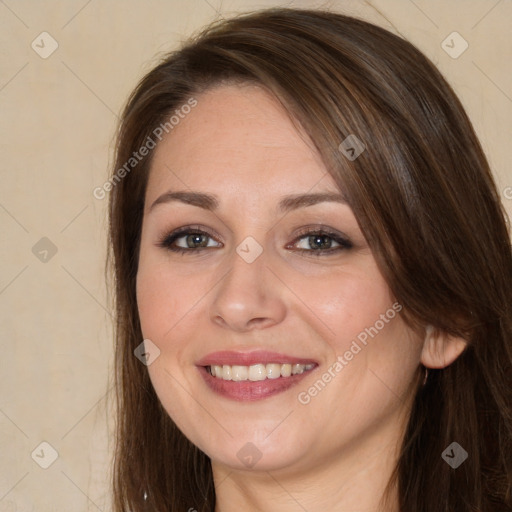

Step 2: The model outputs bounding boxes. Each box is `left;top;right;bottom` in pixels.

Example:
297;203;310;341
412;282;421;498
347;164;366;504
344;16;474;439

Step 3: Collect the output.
206;363;316;381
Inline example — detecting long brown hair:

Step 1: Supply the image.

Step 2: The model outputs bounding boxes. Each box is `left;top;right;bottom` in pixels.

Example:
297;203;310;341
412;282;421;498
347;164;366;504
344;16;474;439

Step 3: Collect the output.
107;7;512;511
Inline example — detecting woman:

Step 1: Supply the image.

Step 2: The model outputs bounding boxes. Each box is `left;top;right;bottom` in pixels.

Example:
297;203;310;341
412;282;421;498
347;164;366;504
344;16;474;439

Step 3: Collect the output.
107;7;512;512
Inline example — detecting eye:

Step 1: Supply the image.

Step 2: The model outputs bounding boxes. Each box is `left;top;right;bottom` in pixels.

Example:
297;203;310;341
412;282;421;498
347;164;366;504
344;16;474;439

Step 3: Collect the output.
157;225;353;257
157;225;222;253
288;227;353;256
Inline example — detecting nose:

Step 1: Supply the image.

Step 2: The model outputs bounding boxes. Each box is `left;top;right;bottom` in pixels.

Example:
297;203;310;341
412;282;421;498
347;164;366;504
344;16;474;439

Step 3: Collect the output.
209;247;287;332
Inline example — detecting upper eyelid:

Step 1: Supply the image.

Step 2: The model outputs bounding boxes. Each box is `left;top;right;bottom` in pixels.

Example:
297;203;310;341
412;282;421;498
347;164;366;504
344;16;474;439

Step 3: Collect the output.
165;225;346;240
168;223;347;236
163;225;222;240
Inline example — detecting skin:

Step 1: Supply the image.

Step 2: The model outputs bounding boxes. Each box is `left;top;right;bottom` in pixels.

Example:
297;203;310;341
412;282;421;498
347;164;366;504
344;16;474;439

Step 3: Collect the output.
136;84;466;512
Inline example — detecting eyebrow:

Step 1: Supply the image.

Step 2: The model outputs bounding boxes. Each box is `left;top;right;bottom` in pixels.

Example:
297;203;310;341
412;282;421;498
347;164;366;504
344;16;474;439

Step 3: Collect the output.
149;190;347;213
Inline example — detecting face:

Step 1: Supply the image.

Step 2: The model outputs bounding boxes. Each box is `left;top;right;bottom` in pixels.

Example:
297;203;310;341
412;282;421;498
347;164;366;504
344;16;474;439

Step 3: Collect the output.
136;84;424;477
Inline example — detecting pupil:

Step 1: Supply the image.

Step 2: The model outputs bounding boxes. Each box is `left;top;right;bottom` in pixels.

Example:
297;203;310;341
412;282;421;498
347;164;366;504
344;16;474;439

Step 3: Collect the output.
187;233;208;248
309;235;331;250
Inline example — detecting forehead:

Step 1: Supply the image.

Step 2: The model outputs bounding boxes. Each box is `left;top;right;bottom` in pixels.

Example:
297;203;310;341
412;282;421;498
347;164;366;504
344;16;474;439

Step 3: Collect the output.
145;84;340;200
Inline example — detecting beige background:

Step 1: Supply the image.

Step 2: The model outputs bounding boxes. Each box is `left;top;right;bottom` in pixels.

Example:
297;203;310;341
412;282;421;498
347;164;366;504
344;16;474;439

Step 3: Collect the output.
0;0;510;510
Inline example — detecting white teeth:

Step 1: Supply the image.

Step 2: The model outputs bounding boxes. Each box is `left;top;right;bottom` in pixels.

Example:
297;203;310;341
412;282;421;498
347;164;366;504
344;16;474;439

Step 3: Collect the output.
265;363;281;379
208;362;314;380
222;365;232;381
292;363;304;375
232;365;248;381
281;364;292;377
249;364;266;381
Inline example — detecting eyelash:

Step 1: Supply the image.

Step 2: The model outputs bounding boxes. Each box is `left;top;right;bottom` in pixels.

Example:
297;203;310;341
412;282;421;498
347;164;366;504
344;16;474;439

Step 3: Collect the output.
157;224;353;257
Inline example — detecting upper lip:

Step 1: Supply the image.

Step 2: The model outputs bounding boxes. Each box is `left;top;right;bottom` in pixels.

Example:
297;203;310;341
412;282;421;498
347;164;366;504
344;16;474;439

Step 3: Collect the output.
196;350;317;367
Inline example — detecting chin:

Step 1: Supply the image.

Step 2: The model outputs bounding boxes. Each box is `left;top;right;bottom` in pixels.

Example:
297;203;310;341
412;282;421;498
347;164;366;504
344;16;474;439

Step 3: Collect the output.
205;429;313;473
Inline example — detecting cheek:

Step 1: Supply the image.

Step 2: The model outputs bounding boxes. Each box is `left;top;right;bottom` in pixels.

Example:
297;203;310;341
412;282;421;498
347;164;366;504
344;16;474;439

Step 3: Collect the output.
136;256;203;343
136;260;207;430
288;263;397;351
290;268;421;445
136;269;169;338
289;263;422;398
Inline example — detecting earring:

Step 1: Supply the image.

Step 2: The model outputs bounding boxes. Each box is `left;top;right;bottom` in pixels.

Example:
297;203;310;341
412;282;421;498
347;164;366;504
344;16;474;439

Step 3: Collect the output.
422;366;429;386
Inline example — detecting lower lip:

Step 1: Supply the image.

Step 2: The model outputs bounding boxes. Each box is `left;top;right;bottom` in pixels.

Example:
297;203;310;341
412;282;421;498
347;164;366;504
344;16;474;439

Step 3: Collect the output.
198;366;314;401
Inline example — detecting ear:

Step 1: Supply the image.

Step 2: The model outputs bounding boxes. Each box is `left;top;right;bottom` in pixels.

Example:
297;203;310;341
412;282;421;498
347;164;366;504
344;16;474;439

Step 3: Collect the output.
420;325;467;369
